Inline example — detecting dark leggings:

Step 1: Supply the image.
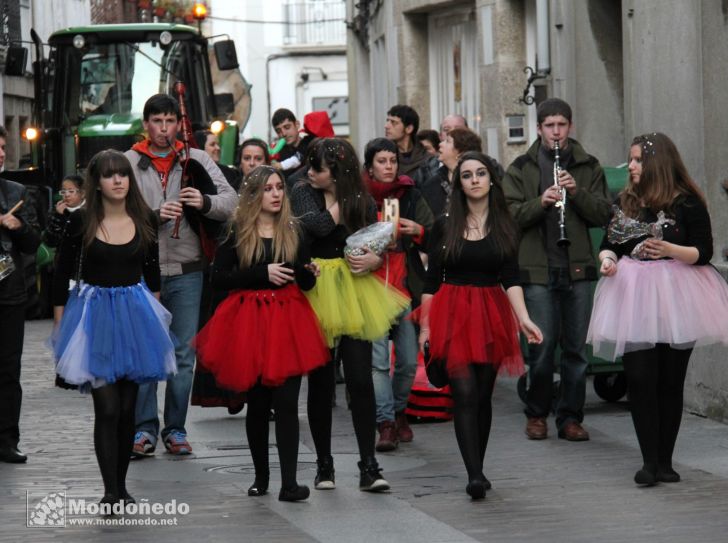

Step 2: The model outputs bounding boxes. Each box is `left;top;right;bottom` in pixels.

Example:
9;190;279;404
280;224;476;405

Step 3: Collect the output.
91;380;138;498
307;336;376;461
448;364;499;480
622;344;691;470
246;376;302;489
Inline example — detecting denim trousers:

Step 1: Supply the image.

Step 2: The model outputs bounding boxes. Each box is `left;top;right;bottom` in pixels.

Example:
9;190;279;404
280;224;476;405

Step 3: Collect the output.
135;271;202;442
371;307;418;423
523;275;592;429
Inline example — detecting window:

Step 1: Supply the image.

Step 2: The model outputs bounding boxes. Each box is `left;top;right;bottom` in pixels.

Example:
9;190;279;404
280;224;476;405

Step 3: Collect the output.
507;115;526;143
312;96;348;126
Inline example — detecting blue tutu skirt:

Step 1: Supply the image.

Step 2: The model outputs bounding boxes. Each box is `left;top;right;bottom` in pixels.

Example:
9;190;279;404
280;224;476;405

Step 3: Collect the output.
52;282;176;391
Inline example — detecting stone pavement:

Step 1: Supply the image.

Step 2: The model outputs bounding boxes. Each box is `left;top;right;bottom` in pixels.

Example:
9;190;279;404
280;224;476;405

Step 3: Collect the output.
2;320;728;542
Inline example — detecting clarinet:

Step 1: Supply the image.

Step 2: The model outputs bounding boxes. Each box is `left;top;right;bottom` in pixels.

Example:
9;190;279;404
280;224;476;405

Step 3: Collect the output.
553;140;570;247
171;81;193;240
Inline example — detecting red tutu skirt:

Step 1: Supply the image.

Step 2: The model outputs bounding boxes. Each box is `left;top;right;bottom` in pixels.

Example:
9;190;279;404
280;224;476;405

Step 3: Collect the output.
418;284;524;378
194;284;330;391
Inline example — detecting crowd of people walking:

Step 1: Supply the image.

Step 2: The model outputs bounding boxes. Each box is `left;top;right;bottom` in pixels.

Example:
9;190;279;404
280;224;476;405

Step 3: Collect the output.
2;93;728;509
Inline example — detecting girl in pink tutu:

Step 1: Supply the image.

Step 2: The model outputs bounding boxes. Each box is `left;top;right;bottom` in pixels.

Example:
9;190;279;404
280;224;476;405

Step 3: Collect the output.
588;132;728;486
194;166;330;502
418;151;542;499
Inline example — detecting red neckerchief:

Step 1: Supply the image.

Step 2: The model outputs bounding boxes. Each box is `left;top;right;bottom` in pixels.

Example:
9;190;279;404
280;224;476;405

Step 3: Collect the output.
362;171;414;207
132;139;185;195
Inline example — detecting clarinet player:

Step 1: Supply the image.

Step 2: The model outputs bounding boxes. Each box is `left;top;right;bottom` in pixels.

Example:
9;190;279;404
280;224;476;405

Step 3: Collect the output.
502;98;610;442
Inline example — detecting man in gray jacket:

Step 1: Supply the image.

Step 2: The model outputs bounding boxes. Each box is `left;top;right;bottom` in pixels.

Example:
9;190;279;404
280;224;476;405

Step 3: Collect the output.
127;94;237;457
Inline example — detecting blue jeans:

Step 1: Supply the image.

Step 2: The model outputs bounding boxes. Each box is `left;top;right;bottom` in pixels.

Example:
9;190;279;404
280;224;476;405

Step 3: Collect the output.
135;271;202;443
371;307;418;423
523;274;592;429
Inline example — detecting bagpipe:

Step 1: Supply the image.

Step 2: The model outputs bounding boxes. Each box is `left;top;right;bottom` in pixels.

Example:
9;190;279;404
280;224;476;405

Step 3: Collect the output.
170;81;224;260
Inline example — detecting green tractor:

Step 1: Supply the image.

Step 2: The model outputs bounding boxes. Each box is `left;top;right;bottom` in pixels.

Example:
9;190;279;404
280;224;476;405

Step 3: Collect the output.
23;22;240;192
7;23;241;317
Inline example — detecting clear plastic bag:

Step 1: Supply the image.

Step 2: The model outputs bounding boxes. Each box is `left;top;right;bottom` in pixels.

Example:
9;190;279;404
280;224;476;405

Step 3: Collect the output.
343;222;394;258
0;252;16;282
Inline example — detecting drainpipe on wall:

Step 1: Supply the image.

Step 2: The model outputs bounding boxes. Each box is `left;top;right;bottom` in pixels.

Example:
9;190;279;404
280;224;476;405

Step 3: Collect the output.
536;0;551;75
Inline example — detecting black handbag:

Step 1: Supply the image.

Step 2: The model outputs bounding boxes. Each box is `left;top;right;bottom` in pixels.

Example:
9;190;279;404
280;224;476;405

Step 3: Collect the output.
423;340;449;388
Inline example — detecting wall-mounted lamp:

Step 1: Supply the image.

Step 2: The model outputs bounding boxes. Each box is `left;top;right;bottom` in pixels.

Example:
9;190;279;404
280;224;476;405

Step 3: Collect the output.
518;66;549;105
299;66;329;85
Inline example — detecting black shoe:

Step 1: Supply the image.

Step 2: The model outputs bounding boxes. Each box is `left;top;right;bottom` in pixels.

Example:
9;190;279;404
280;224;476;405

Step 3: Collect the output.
119;489;136;504
466;479;486;500
656;466;681;483
98;494;120;516
314;456;335;490
279;484;310;502
634;465;657;486
247;479;269;496
227;400;245;415
0;446;27;463
358;457;389;492
480;474;492;490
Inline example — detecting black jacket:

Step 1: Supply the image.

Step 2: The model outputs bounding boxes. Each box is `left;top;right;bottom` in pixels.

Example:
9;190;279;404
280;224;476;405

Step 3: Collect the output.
0;178;41;305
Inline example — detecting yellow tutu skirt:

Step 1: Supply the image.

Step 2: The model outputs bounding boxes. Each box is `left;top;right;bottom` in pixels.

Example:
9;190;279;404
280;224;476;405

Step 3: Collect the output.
305;257;410;347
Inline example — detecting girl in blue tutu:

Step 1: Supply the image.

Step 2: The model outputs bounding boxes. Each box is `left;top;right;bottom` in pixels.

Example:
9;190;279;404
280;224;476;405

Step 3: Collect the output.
52;149;175;508
588;133;728;486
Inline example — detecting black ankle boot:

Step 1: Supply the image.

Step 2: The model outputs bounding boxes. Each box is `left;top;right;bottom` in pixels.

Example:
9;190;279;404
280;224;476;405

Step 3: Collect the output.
247;478;269;496
119;489;136;504
656;465;681;483
466;479;486;500
634;464;657;486
279;484;310;502
358;457;389;492
314;456;335;490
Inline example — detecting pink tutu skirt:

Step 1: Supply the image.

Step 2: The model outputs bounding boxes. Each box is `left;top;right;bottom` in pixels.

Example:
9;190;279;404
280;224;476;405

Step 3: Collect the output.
587;258;728;361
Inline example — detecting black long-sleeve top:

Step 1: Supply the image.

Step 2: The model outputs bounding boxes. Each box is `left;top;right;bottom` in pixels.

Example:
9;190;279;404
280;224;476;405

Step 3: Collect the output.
424;217;521;294
52;211;161;306
210;232;316;291
600;195;713;265
290;182;378;259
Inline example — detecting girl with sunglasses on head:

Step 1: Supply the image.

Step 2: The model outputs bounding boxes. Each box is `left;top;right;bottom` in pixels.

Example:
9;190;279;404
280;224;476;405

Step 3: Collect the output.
43;175;86;248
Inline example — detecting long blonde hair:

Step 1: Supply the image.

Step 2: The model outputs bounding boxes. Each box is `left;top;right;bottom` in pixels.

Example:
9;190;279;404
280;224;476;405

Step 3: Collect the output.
230;166;300;269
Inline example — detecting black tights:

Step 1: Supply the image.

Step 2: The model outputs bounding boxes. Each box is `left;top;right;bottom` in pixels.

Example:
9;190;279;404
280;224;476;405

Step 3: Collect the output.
246;376;302;489
448;364;498;480
308;337;376;461
91;380;138;498
622;345;691;472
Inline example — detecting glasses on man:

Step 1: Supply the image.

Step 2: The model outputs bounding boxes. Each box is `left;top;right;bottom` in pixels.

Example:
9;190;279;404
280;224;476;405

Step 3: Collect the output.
59;189;80;196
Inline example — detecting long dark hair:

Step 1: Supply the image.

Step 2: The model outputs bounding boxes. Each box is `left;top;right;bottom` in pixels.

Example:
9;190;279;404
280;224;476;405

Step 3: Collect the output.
306;138;369;232
620;132;705;218
443;151;519;261
83;150;156;251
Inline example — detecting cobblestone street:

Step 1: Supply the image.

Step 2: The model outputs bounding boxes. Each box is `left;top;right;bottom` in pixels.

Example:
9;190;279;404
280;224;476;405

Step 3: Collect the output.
2;320;728;542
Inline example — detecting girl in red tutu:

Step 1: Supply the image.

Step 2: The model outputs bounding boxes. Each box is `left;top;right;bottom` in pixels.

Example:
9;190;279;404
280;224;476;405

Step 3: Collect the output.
588;133;728;486
195;165;329;502
418;151;542;499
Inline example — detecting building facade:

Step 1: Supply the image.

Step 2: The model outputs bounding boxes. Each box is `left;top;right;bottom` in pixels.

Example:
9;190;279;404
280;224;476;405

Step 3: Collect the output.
347;0;728;421
209;0;349;143
0;0;91;170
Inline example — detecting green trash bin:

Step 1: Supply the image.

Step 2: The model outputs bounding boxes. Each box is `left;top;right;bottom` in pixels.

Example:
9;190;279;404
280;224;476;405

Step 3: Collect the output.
517;164;629;405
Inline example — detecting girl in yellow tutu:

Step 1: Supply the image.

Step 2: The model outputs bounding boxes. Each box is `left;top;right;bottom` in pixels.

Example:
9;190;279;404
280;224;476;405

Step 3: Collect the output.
291;138;409;493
